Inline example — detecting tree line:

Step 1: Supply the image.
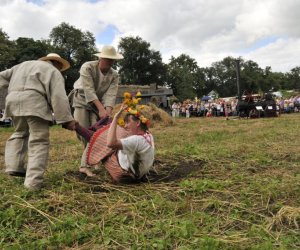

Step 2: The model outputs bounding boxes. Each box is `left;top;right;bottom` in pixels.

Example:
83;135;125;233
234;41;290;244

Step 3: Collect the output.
1;22;299;100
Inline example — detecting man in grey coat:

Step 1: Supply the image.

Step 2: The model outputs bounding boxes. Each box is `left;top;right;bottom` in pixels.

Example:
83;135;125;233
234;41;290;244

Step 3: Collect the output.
72;45;123;176
72;45;123;128
0;53;76;190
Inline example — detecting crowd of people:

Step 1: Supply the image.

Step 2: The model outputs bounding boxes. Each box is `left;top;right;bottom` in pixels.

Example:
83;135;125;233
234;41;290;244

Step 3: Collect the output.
171;95;300;118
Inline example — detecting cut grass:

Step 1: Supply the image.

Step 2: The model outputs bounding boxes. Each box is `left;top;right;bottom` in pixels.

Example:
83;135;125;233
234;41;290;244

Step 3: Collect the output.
0;114;300;249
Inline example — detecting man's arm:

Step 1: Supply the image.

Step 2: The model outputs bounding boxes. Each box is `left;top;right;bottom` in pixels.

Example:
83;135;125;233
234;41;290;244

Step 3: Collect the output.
102;74;119;114
0;68;13;89
92;99;107;118
80;63;112;118
48;70;75;128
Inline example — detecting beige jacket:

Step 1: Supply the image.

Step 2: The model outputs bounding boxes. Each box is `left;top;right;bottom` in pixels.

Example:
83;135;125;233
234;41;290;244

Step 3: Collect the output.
73;61;119;109
0;60;73;124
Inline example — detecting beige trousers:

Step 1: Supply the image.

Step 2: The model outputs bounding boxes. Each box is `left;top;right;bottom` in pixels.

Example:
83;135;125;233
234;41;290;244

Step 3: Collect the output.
5;116;50;189
74;107;98;167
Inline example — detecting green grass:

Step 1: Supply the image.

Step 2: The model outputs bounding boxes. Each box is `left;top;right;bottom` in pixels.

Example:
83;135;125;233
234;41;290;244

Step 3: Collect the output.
0;114;300;249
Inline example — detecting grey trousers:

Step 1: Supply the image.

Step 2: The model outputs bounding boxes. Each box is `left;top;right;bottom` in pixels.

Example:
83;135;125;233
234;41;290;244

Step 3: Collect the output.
74;108;97;167
5;116;50;189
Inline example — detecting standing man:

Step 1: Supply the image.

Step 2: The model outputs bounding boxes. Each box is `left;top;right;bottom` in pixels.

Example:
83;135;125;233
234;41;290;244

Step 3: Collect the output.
0;53;75;190
72;45;123;175
72;45;123;133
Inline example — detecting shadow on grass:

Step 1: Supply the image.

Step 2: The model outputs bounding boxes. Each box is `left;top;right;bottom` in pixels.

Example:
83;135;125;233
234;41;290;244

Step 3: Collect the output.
148;156;206;183
63;155;206;193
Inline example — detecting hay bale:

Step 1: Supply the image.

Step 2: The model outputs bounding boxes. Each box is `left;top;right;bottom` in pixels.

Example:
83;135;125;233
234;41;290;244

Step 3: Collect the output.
112;103;174;128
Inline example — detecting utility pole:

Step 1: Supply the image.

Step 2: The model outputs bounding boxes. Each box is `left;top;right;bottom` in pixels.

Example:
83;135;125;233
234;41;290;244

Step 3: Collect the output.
236;59;241;100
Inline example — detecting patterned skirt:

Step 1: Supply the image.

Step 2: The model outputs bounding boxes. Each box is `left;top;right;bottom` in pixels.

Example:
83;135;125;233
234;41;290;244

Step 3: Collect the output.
86;123;135;183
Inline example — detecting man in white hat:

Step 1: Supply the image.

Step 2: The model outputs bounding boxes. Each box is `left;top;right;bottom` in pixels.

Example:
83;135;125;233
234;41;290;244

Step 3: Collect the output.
0;53;76;190
71;45;123;175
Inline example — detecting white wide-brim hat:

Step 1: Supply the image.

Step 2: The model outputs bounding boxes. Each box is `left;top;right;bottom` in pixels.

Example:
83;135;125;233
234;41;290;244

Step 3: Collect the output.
94;45;123;60
39;53;70;72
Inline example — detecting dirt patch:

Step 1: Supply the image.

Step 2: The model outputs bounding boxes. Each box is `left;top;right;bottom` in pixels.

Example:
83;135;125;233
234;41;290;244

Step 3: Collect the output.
65;170;108;183
148;157;206;182
63;156;206;188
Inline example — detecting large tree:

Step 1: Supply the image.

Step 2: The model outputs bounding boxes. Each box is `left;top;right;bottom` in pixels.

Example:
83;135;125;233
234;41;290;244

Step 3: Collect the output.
13;37;53;64
284;67;300;90
193;67;208;98
0;29;16;71
209;56;238;97
240;59;263;94
118;36;167;86
49;22;97;91
166;54;198;101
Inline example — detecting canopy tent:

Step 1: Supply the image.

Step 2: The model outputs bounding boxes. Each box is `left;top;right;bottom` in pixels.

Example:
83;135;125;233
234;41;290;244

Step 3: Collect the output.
201;96;212;101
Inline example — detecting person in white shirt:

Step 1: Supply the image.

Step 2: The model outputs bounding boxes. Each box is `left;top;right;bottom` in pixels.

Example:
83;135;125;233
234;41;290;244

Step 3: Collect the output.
171;102;178;117
106;104;155;182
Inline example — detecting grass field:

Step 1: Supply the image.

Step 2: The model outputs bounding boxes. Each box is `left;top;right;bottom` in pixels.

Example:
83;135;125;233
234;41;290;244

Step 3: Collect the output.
0;114;299;249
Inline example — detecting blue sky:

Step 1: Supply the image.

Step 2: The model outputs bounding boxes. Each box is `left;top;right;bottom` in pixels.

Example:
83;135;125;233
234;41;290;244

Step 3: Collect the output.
26;0;44;5
96;25;119;45
2;0;300;72
241;36;279;54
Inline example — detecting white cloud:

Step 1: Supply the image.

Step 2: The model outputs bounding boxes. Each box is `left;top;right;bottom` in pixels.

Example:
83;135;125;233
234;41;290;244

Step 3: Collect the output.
247;38;300;72
0;0;300;72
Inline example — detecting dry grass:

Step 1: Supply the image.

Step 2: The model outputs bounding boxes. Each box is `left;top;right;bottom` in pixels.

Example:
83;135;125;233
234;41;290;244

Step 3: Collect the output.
267;206;300;231
0;113;300;249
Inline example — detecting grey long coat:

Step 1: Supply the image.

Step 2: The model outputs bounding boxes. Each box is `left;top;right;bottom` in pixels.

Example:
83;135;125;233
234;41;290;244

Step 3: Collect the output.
72;61;119;109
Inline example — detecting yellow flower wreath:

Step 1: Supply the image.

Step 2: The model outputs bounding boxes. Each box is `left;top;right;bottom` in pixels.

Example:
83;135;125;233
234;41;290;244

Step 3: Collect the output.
117;91;150;127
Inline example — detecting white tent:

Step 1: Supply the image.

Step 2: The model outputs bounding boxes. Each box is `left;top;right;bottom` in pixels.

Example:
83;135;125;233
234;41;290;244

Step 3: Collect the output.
272;91;283;98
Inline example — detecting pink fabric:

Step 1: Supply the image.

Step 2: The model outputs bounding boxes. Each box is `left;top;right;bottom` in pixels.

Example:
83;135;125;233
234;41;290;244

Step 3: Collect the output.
75;116;112;142
87;125;129;166
103;153;136;183
86;125;134;183
87;125;112;165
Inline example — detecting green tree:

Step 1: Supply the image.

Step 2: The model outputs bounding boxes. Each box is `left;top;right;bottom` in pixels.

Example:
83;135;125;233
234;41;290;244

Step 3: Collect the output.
258;66;282;92
166;54;198;101
193;67;208;97
118;36;167;86
49;22;97;91
200;57;286;97
200;67;219;96
284;67;300;90
13;37;53;64
210;56;238;97
240;59;263;94
0;29;16;70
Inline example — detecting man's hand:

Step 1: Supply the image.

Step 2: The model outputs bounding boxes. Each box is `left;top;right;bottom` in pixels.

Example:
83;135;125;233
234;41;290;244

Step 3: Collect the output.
62;120;76;130
96;105;108;119
105;106;113;117
98;110;108;119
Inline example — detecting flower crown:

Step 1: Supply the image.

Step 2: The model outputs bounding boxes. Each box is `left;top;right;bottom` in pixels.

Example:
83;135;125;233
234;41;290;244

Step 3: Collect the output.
117;91;150;128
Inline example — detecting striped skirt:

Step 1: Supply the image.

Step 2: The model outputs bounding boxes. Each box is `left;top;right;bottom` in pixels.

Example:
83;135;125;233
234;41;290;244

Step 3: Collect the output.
87;125;135;183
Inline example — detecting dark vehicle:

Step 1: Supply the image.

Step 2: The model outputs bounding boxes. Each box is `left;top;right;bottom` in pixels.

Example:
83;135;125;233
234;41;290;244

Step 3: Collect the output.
236;92;277;118
235;60;278;118
262;93;277;117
